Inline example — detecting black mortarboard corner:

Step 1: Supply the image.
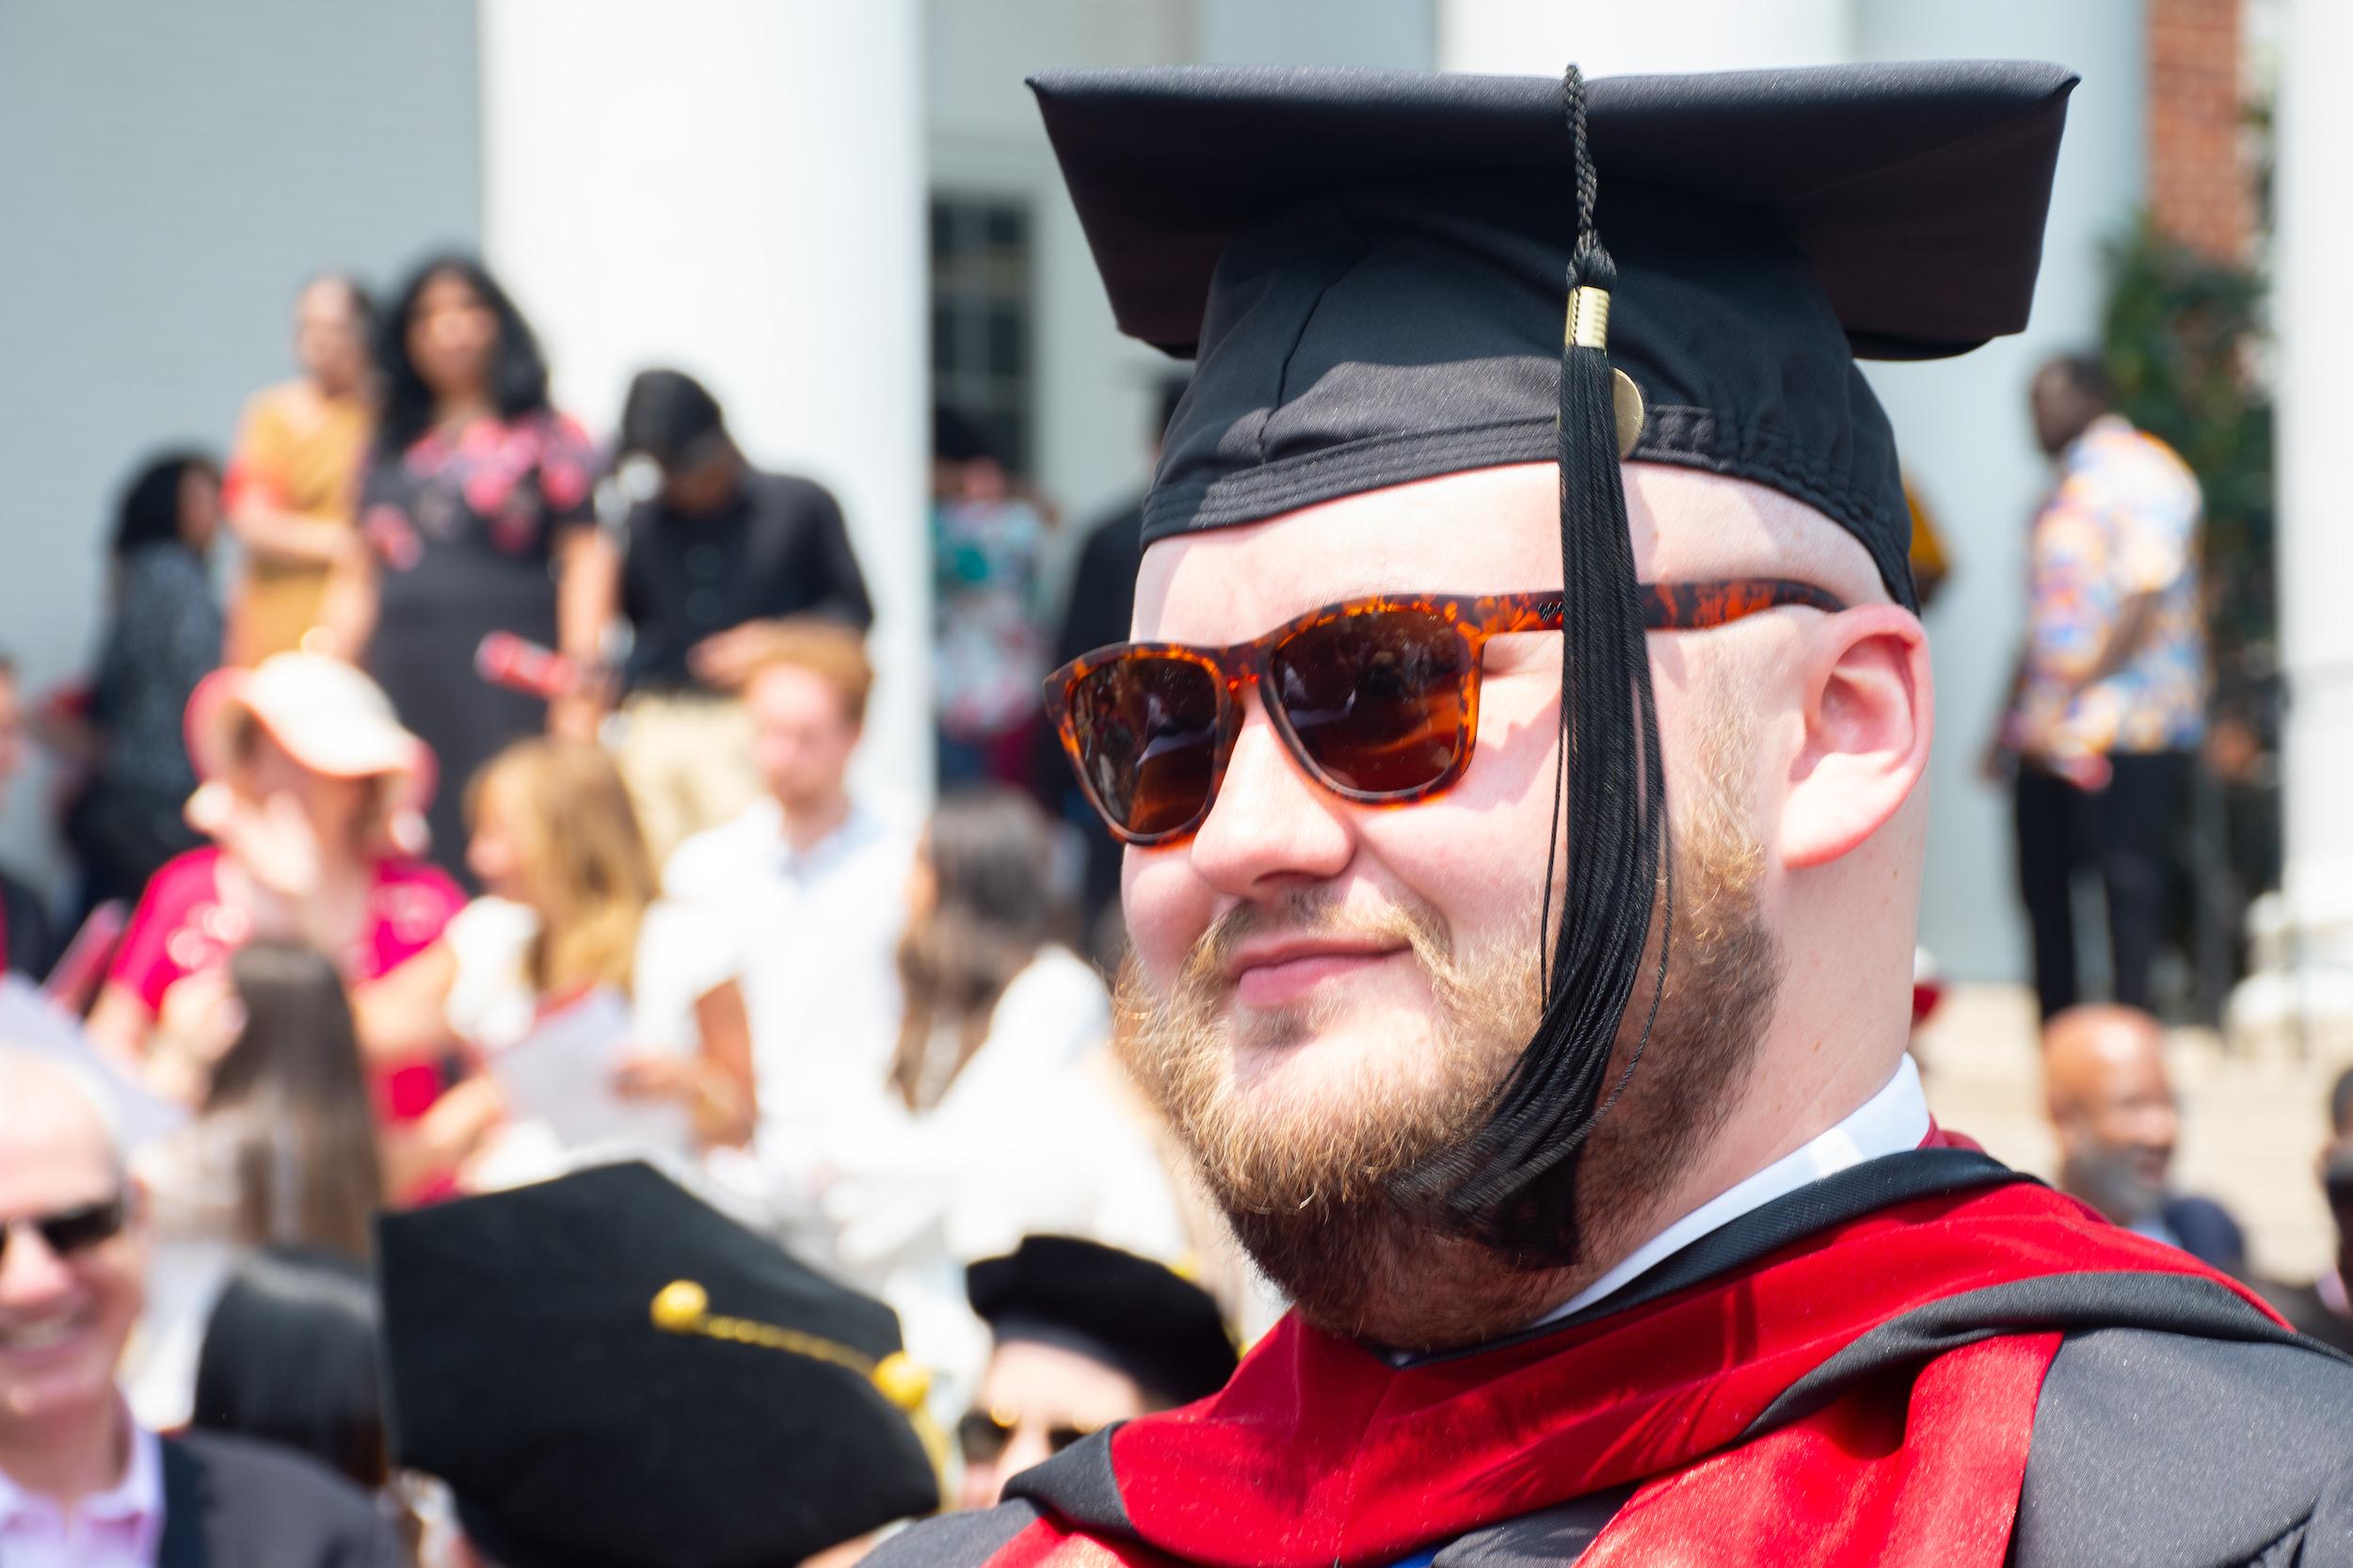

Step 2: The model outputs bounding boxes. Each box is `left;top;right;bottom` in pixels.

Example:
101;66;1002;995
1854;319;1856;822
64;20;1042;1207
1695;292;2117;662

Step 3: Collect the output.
376;1162;941;1568
967;1236;1239;1407
1030;61;2074;1262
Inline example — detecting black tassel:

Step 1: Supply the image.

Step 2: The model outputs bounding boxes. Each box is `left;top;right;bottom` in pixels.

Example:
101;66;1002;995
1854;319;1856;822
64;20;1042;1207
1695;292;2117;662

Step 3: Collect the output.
1401;65;1673;1264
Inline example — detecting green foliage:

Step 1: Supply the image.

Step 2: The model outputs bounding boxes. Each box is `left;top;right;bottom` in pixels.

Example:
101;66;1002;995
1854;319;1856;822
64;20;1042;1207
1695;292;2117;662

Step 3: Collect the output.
2100;217;2273;658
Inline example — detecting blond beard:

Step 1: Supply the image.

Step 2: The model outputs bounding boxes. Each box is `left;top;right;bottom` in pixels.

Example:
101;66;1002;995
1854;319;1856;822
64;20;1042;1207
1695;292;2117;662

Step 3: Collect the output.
1115;728;1780;1352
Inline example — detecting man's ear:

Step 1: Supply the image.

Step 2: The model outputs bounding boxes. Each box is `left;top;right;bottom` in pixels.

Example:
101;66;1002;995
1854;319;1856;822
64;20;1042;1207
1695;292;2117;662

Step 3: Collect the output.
1777;605;1931;870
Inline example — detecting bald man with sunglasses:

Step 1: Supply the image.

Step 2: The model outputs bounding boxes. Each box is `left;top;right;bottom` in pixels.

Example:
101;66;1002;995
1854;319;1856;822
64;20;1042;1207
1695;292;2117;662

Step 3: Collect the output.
872;58;2353;1568
0;1050;395;1568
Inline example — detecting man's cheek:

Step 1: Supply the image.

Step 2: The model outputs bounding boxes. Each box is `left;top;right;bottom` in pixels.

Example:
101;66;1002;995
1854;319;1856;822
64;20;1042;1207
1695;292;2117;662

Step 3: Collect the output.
1365;811;1548;942
1121;853;1208;981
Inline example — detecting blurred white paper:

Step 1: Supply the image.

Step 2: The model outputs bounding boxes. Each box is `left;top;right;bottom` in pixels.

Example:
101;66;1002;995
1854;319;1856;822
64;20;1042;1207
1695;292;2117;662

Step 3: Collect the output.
486;986;692;1161
0;973;187;1152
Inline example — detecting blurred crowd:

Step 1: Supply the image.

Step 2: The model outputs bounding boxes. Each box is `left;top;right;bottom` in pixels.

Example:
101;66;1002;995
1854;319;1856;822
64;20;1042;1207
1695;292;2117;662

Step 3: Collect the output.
0;257;1219;1566
0;250;2329;1568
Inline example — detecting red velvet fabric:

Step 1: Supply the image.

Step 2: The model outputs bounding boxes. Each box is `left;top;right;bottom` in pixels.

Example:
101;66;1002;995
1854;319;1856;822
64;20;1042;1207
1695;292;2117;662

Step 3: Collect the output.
976;1173;2279;1568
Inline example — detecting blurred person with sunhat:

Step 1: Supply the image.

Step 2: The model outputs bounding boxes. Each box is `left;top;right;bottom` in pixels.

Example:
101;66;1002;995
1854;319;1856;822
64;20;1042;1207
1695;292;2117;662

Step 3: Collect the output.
85;654;474;1189
376;1160;940;1568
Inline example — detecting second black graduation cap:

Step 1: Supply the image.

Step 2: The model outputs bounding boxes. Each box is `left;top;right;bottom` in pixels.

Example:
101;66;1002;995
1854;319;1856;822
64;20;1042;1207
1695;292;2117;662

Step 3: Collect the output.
377;1162;940;1568
967;1236;1238;1407
1028;60;2078;607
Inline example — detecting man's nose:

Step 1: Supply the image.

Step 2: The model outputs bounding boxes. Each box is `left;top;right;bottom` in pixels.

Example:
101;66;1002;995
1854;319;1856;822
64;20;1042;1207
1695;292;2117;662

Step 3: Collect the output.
1184;690;1353;900
0;1223;76;1307
999;1424;1057;1485
957;1460;1005;1512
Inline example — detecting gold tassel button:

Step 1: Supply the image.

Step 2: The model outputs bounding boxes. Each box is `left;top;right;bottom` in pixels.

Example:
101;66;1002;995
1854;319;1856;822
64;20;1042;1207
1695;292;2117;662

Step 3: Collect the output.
872;1352;933;1414
1562;285;1646;457
650;1279;709;1332
1611;368;1646;458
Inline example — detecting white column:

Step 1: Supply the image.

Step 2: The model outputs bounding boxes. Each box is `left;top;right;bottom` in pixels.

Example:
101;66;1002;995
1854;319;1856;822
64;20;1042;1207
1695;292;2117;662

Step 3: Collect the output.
1436;0;1852;75
1195;0;1434;70
478;0;931;810
2275;0;2353;950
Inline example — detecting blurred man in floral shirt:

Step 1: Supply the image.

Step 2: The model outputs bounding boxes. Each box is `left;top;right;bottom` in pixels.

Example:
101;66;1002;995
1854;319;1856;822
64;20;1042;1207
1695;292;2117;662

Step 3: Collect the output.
1992;353;2204;1020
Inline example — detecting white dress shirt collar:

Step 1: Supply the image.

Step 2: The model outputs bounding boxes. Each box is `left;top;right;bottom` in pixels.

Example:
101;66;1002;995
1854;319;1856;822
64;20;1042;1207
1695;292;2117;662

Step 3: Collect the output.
1377;1057;1930;1368
1537;1053;1930;1326
0;1408;165;1568
753;795;888;879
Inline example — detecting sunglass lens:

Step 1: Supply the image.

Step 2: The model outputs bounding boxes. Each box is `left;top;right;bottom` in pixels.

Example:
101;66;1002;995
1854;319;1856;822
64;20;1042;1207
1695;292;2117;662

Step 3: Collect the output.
956;1411;1014;1466
1067;656;1223;839
1271;609;1470;794
27;1197;125;1258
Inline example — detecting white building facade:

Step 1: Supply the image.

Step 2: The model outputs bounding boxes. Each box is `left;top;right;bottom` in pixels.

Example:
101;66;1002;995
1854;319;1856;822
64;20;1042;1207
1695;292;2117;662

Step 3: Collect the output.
1;0;2151;985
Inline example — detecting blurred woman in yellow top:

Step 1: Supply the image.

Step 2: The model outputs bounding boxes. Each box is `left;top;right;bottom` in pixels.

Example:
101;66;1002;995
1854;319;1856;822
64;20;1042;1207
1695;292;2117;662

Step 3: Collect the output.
222;274;376;664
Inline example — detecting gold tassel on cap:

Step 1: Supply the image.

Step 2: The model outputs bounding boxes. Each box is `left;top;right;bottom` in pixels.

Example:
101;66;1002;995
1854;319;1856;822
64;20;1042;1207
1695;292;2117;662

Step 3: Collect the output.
1563;284;1645;458
1567;282;1610;348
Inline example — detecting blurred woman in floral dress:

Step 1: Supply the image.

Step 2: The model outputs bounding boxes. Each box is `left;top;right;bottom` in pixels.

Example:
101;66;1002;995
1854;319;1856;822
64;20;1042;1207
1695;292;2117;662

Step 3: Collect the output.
331;254;615;885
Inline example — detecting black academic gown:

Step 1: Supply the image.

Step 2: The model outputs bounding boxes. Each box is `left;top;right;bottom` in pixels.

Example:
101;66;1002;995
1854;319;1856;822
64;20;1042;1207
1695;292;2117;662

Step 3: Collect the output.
871;1155;2353;1568
157;1432;403;1568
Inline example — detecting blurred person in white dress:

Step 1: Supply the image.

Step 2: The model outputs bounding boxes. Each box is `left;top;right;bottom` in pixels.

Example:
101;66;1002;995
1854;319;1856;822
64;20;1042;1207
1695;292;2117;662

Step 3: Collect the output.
370;740;757;1193
822;789;1188;1413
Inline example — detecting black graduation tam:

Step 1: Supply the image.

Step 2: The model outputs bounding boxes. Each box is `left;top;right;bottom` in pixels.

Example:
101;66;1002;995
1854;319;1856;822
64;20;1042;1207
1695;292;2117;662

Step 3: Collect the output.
1030;59;2077;606
967;1236;1237;1407
376;1162;940;1568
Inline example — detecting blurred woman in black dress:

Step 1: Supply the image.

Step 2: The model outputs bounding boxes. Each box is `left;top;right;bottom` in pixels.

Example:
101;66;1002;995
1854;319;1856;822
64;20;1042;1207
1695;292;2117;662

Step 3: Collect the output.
329;255;615;884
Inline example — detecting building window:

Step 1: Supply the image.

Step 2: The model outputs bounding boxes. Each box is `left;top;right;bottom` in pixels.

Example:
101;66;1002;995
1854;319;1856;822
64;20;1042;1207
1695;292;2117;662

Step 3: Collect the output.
930;195;1034;475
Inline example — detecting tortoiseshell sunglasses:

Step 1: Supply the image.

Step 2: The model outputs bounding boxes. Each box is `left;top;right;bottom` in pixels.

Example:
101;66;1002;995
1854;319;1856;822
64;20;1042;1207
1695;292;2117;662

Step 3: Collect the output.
1047;581;1847;847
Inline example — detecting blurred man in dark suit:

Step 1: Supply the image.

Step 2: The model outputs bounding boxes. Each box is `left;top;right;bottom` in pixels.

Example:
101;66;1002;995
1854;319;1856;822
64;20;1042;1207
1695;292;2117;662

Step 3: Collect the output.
2044;1005;2245;1270
0;1048;395;1567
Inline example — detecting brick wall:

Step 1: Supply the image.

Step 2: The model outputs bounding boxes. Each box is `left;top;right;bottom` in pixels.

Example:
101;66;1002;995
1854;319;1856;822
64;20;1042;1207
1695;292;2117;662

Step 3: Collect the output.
2149;0;2253;262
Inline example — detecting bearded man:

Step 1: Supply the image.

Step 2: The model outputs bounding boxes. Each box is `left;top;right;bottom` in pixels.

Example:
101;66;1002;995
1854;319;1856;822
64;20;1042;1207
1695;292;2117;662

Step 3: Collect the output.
871;60;2353;1568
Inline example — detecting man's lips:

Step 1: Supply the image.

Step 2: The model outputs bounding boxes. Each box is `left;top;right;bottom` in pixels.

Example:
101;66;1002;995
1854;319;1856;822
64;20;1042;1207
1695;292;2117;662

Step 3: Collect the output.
1225;937;1410;1008
0;1302;98;1359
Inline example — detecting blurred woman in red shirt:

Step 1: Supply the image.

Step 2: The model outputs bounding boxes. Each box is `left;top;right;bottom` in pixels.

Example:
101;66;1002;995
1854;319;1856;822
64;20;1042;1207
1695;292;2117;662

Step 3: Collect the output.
88;654;485;1187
